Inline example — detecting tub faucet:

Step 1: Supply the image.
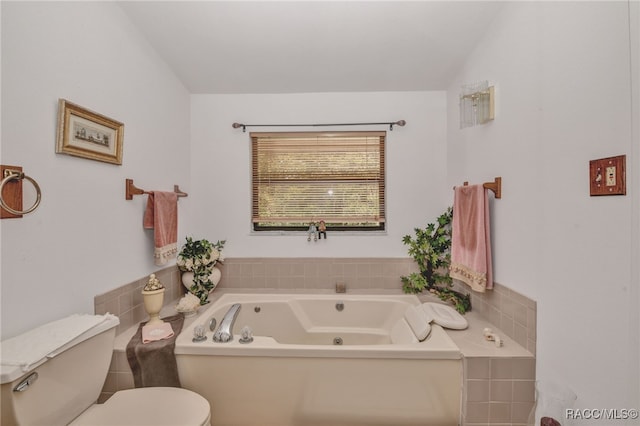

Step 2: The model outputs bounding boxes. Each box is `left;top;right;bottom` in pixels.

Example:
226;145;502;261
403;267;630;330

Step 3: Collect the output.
213;303;241;343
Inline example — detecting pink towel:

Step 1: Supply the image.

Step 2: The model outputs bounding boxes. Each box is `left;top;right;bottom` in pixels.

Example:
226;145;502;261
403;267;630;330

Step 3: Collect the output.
143;191;178;266
141;322;175;344
450;184;493;292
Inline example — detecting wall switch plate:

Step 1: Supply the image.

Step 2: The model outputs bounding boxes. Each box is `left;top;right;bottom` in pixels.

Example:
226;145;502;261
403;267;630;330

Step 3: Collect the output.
589;155;626;196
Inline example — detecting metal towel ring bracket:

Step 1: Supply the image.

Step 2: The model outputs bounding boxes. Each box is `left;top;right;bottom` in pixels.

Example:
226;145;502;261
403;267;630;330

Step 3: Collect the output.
0;169;42;215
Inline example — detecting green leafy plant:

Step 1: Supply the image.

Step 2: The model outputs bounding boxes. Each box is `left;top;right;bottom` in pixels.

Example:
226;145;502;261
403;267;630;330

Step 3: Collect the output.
177;237;226;304
401;207;471;313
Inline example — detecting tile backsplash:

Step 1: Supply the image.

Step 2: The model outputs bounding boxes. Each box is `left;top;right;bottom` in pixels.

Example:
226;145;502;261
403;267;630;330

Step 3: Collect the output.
217;257;418;291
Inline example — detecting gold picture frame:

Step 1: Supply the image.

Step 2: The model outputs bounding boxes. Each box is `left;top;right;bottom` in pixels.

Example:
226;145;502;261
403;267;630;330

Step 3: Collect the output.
56;99;123;165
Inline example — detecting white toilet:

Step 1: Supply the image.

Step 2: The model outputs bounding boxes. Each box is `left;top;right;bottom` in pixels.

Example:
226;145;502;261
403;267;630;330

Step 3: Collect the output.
0;314;211;426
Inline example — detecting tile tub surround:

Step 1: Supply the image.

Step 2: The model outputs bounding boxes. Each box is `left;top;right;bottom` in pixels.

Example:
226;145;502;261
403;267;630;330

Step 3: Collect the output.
101;288;536;424
96;258;537;424
445;311;535;426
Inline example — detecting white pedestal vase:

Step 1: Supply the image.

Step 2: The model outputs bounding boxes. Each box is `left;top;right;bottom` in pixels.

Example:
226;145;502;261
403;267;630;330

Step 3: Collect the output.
181;271;195;291
181;266;222;295
141;288;165;325
209;266;222;288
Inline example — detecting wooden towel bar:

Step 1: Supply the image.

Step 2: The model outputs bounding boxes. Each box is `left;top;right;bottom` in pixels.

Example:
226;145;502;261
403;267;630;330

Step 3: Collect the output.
125;178;188;200
455;176;502;199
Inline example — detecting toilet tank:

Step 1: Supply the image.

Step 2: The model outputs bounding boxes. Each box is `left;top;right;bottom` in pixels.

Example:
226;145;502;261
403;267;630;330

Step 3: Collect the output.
1;314;119;426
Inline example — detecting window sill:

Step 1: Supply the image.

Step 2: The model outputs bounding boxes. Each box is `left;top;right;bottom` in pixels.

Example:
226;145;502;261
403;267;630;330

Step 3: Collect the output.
249;230;388;237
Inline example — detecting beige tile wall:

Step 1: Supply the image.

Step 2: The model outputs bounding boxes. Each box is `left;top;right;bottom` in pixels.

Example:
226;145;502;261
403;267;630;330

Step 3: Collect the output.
462;357;536;426
217;257;419;291
100;349;132;403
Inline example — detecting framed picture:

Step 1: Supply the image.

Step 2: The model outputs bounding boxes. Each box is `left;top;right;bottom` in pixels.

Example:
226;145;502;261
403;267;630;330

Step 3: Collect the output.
56;99;123;165
589;155;626;196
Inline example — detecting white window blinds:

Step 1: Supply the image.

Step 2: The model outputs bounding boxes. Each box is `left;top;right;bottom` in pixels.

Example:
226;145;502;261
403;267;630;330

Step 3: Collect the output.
251;131;386;230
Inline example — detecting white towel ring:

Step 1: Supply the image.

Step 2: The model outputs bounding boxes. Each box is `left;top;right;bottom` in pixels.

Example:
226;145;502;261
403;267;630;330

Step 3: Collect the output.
0;170;42;215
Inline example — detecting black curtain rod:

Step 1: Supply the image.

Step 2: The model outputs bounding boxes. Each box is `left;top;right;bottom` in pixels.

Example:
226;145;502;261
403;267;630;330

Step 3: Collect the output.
232;120;406;132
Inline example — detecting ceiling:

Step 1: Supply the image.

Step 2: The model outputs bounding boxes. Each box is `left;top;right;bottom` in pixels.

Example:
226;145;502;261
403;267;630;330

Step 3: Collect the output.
119;1;504;94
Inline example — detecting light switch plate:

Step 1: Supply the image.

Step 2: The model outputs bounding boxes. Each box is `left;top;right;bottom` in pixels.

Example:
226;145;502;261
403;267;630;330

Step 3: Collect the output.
589;155;626;196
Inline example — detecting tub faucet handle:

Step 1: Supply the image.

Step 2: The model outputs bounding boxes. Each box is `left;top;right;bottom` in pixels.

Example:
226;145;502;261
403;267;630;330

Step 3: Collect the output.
193;325;207;343
239;326;254;344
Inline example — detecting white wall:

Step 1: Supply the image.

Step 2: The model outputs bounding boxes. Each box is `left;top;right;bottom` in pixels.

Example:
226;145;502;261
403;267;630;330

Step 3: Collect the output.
631;0;640;406
0;2;192;338
190;91;449;258
447;1;639;418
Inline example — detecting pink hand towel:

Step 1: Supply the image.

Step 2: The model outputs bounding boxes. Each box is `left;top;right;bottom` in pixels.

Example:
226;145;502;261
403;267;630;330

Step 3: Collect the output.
141;322;175;344
143;191;178;266
450;184;493;292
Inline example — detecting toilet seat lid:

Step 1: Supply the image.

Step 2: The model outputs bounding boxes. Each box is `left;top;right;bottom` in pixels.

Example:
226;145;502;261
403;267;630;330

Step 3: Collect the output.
71;387;211;426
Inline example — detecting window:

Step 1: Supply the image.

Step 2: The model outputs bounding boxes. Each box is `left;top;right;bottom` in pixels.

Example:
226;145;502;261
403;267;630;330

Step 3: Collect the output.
251;131;386;232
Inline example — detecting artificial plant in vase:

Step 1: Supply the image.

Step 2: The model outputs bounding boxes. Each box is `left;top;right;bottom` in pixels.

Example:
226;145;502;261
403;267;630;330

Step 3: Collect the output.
401;207;471;313
177;237;226;304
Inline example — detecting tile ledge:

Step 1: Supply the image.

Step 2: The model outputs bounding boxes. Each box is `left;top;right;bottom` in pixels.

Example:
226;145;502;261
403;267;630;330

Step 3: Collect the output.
446;311;534;358
112;289;534;359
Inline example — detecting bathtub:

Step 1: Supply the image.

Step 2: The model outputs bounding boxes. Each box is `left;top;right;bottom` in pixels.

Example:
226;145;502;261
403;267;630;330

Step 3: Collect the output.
175;293;462;426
